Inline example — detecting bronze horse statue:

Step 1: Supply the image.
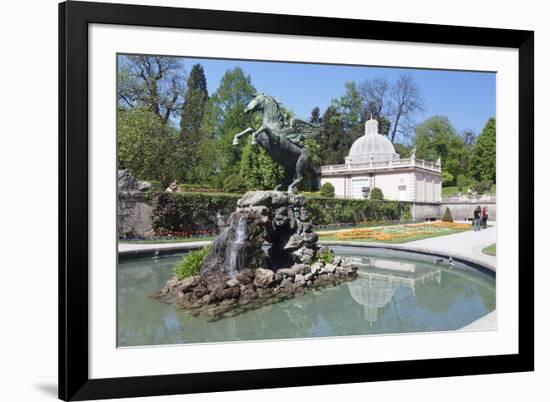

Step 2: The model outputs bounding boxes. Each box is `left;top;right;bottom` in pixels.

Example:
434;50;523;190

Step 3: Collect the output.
233;94;321;193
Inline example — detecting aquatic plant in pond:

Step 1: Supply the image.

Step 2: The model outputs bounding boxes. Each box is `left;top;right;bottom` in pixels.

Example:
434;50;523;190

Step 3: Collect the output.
174;246;211;280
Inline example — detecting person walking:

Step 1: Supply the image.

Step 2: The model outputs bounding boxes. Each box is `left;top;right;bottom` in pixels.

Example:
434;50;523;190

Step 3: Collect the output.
481;206;488;229
473;206;481;232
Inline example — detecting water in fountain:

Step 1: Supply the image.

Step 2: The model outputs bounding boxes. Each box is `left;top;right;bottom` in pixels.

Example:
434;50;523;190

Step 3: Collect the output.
226;216;247;278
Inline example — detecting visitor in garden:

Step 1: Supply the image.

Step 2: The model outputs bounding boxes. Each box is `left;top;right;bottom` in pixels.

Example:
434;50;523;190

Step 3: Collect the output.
473;206;481;231
166;180;178;192
481;207;488;229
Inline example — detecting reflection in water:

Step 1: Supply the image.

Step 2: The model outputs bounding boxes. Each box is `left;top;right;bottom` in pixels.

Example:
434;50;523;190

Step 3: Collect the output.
117;247;495;347
347;257;441;327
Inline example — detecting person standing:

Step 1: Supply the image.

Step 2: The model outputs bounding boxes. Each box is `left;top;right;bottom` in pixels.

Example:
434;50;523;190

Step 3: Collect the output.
482;206;488;229
473;206;481;232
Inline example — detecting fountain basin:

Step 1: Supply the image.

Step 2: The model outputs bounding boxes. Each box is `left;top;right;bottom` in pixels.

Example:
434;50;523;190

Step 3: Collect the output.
117;245;496;347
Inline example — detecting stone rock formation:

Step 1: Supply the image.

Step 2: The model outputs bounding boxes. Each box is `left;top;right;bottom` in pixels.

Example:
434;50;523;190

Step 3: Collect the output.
118;169;151;192
160;191;357;320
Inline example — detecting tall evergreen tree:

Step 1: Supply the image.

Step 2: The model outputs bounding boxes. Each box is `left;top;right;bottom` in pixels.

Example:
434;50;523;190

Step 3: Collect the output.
318;106;347;165
469;117;496;183
180;64;208;137
178;64;209;181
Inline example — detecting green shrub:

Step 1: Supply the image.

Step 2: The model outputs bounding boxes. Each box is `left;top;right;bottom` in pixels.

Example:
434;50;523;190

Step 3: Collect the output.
369;187;384;200
223;174;248;194
178;183;220;192
442;207;454;222
145;180;163;193
174;246;211;280
472;180;493;194
441;171;454;186
316;247;334;264
319;182;335;198
456;174;472;189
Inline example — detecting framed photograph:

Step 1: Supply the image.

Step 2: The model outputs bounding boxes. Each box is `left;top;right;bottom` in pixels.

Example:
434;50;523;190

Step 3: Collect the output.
59;1;533;400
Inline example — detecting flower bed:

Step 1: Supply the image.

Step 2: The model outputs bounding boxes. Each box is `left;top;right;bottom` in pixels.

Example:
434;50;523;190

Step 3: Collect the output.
333;221;471;242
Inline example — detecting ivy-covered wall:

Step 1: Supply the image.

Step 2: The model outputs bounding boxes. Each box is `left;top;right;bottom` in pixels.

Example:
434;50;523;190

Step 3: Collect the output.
150;192;411;234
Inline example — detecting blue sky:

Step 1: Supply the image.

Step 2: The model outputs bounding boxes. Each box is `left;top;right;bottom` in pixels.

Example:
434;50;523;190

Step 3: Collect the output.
184;57;495;136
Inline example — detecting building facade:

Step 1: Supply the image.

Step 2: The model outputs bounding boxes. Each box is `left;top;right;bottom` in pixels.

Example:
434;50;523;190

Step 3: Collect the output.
320;118;442;202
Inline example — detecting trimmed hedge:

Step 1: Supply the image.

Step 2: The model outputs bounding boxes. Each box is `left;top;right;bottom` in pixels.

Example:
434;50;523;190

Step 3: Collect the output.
152;192;240;233
306;197;408;225
442;207;454;222
151;192;411;233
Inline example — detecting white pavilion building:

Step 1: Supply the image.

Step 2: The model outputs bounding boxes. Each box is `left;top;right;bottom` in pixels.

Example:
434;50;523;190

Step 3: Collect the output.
319;117;442;202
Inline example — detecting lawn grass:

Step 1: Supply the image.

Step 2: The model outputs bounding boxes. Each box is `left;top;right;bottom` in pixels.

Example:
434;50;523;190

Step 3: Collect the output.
442;186;459;197
482;243;496;256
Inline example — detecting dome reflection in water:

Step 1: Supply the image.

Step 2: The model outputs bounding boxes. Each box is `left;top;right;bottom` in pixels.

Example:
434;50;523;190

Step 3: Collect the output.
117;246;495;347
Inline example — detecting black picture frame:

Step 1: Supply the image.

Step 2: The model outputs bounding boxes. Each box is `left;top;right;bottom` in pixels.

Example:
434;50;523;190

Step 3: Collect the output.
59;1;534;400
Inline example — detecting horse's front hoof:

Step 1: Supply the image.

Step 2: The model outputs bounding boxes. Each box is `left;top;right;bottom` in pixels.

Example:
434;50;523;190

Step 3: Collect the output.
232;139;239;146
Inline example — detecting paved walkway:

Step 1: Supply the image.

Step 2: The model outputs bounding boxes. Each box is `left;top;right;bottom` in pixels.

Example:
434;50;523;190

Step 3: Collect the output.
119;224;497;269
405;223;496;269
118;240;211;255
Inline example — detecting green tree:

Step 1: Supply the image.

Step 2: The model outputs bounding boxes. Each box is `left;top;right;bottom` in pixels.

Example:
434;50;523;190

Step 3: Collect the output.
317;106;347;165
178;64;209;181
239;142;285;190
469;117;496;183
441;171;454;186
201;67;257;183
117;107;178;186
394;143;413;159
332;82;364;136
117;55;185;124
413;116;469;183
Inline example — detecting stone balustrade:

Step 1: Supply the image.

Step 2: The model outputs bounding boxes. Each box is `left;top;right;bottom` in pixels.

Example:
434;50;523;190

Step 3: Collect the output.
319;157;441;174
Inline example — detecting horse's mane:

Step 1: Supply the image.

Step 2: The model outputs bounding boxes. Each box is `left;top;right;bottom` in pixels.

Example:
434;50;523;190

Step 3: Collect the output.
261;94;289;126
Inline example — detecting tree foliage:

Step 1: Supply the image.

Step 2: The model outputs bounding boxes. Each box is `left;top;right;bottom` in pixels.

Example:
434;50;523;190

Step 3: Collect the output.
202;67;257;182
317;106;347;165
469;117;496;183
441;170;454;187
117;55;185;124
239;142;285;190
117;107;178;185
413;116;469;184
178;64;209;181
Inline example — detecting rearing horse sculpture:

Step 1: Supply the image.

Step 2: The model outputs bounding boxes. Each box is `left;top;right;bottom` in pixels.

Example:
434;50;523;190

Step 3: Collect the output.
232;94;321;193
